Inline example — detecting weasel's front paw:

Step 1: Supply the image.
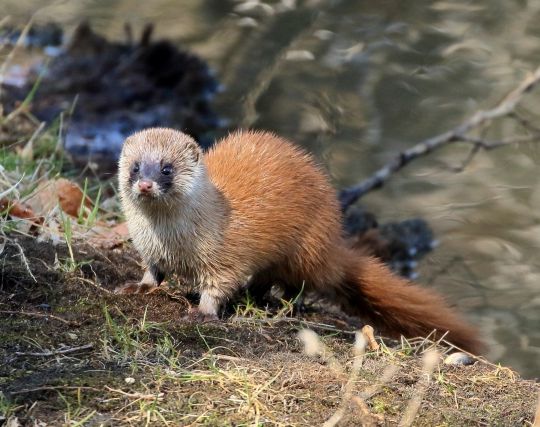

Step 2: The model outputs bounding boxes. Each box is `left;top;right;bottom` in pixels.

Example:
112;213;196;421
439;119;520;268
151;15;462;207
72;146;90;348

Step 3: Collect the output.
114;282;158;295
183;307;219;323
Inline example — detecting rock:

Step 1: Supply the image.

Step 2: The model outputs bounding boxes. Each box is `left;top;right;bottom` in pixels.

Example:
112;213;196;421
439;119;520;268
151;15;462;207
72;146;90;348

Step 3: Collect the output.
444;352;475;366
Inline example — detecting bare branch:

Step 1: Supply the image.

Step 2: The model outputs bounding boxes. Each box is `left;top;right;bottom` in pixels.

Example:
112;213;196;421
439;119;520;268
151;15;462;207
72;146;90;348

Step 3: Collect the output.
509;112;540;133
448;144;481;173
460;133;540;149
339;66;540;211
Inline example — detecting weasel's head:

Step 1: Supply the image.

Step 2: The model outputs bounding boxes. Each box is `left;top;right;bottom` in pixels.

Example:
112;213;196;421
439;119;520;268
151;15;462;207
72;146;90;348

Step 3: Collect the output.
119;128;203;206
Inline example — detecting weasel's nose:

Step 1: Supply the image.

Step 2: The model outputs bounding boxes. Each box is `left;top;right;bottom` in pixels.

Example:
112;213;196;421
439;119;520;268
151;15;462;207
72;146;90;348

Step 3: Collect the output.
138;180;154;193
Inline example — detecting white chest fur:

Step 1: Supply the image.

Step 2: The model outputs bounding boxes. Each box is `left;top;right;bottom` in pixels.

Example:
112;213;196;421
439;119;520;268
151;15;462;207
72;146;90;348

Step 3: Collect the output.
125;199;223;286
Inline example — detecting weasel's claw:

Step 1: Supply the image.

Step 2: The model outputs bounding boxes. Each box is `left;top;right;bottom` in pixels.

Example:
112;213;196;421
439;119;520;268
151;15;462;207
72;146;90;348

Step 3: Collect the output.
114;282;158;294
183;308;219;323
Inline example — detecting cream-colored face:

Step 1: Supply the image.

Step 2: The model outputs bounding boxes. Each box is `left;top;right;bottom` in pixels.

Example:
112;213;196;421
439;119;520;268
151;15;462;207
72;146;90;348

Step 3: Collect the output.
118;128;202;204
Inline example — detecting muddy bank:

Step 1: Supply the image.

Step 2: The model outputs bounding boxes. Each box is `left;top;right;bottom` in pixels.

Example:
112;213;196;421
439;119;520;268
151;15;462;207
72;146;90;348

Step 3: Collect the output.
0;236;538;426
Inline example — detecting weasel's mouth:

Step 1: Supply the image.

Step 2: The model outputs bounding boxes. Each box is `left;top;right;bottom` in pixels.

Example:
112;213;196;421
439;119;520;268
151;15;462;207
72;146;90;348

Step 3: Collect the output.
136;191;158;199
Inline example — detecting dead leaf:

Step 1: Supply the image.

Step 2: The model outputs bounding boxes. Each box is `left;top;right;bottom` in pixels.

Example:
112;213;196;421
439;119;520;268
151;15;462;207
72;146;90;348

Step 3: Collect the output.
56;178;92;217
88;221;130;249
0;198;43;225
111;222;129;238
26;178;92;218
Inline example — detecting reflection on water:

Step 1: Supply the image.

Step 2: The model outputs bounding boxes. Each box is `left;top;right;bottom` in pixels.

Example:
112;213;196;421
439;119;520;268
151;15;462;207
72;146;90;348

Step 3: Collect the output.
4;0;540;378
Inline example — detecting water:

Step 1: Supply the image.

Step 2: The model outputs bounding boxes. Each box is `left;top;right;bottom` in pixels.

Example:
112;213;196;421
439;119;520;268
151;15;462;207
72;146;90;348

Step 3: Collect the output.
4;0;540;378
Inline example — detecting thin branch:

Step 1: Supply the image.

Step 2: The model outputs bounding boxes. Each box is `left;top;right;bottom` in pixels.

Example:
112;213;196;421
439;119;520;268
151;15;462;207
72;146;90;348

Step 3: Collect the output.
322;332;367;427
14;343;93;357
339;66;540;210
460;133;540;149
0;309;79;325
9;385;99;396
398;350;440;427
14;241;36;282
449;133;540;171
510;111;540;133
104;386;164;401
231;315;357;335
533;391;540;427
449;144;481;173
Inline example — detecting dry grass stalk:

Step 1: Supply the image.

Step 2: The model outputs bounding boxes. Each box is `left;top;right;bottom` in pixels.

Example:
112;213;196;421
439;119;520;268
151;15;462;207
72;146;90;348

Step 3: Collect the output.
322;331;367;427
359;364;400;400
298;328;344;376
0;19;33;91
398;349;440;427
533;391;540;427
361;325;380;351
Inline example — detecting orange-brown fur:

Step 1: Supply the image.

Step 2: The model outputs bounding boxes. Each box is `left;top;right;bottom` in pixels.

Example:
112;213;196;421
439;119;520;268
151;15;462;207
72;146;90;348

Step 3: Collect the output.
119;128;482;353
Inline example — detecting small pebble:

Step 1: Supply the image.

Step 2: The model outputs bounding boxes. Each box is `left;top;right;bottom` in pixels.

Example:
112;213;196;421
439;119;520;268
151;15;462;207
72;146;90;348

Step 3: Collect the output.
285;50;315;61
237;17;258;28
281;0;296;9
124;377;136;384
444;352;475;366
314;29;334;40
234;1;274;16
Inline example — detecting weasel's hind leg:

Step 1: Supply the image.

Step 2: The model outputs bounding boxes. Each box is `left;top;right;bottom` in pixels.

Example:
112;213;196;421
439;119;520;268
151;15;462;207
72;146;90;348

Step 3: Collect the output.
249;266;308;314
187;275;243;321
244;268;280;308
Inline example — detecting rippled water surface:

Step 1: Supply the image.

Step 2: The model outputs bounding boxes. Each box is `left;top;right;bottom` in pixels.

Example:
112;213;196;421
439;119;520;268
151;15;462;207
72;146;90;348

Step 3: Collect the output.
4;0;540;378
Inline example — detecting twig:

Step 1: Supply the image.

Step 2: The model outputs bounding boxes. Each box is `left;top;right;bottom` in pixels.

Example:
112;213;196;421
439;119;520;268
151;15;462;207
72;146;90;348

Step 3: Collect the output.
0;174;25;199
510;111;540;133
0;309;79;325
19;121;46;161
104;386;164;401
362;325;380;351
9;385;98;396
14;241;36;282
351;396;385;424
339;66;540;210
231;314;356;335
14;343;93;357
298;329;345;376
533;391;540;427
77;276;113;294
448;144;481;173
0;19;33;93
459;133;540;149
359;364;400;400
323;332;367;427
398;350;439;427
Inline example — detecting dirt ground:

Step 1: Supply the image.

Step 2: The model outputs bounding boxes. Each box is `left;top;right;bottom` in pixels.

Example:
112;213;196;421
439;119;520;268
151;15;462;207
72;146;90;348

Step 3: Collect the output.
0;236;538;426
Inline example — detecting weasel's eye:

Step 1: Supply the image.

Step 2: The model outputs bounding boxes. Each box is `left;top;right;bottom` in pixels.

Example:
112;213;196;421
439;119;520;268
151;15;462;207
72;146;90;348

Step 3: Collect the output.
132;163;140;174
161;165;173;175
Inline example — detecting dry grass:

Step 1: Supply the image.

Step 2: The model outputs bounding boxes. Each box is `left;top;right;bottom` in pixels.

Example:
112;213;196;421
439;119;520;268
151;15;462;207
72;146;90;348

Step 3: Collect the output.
0;235;538;426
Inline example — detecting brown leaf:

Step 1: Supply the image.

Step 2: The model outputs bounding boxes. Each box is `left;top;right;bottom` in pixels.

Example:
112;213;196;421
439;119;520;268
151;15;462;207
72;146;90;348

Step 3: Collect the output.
56;178;92;217
88;221;130;249
0;198;43;225
26;178;92;218
111;222;130;238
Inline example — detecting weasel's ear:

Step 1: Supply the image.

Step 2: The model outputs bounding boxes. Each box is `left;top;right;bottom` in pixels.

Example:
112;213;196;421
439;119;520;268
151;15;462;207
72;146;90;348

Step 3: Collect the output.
187;140;202;164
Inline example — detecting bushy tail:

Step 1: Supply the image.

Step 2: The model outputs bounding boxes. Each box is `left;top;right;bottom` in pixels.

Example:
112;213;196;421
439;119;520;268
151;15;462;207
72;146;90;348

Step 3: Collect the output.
337;248;483;353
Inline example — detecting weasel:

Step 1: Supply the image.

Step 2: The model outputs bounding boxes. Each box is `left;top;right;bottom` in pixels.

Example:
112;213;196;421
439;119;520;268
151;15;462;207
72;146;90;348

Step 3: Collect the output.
118;127;482;353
